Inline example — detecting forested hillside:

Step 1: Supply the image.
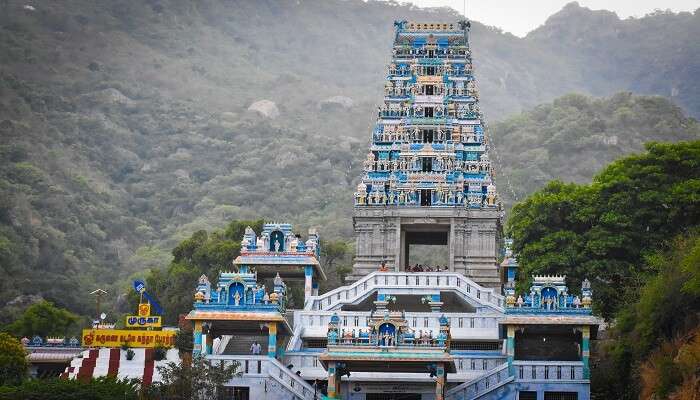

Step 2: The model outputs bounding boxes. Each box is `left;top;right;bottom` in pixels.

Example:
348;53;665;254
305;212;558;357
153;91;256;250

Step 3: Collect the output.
1;0;699;318
490;92;700;207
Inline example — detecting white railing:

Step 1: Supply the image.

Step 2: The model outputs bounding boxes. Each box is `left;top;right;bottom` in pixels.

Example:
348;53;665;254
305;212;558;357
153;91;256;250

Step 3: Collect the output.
446;362;511;400
452;355;507;373
286;323;304;352
513;361;585;382
208;355;315;400
293;310;501;341
305;272;503;312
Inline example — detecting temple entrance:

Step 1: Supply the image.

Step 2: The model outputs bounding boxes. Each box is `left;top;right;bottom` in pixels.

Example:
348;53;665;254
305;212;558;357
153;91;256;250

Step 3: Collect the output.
402;226;449;270
366;394;422;400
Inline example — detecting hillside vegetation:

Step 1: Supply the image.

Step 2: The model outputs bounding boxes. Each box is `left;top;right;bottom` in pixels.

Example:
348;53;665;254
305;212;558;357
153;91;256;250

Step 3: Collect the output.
490;92;700;207
1;0;700;318
507;141;700;398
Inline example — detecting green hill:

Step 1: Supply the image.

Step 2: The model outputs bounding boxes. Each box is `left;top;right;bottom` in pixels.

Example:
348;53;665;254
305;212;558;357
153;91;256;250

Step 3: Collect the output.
1;0;699;318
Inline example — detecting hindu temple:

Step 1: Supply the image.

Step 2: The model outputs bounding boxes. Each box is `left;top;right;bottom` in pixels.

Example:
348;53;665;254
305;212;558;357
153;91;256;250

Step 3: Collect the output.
58;19;600;400
182;21;600;400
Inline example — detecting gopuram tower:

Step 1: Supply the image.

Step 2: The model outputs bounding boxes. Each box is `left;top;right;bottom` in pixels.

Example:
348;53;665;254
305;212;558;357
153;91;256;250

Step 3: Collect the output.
351;21;503;288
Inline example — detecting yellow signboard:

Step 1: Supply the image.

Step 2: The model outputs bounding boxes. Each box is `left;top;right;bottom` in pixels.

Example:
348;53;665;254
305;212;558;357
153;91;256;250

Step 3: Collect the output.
125;315;162;328
138;303;151;317
82;329;175;348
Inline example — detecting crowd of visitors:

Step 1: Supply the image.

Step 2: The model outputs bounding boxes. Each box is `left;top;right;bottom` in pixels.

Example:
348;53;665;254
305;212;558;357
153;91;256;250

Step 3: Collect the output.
377;262;448;272
405;264;447;272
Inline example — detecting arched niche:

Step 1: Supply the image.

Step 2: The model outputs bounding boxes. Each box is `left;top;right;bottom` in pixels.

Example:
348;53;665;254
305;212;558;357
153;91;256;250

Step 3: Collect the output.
269;230;285;252
379;322;396;337
228;282;245;306
541;286;558;300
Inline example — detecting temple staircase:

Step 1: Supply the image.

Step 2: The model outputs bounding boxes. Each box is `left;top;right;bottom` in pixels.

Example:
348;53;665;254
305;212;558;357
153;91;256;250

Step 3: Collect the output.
222;335;268;355
209;355;316;400
446;362;513;400
305;271;504;312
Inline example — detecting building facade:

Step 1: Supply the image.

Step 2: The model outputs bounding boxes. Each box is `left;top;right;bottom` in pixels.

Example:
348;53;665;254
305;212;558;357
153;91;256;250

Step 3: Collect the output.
189;223;597;400
350;21;502;289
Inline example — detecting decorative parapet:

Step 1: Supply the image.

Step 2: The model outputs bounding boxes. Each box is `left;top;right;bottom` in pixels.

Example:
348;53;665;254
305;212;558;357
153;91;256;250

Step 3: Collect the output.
193;271;287;314
240;223;320;259
326;310;451;349
22;336;81;347
505;276;592;315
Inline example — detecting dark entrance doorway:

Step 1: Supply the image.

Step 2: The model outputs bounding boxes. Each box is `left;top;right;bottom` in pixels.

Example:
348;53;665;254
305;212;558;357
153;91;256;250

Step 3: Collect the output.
403;226;449;269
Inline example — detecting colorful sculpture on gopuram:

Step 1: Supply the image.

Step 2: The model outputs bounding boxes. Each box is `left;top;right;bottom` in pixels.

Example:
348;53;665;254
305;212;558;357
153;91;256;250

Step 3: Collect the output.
350;20;503;286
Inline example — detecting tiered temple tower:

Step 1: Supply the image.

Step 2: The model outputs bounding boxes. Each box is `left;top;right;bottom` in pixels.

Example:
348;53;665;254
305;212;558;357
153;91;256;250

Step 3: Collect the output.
351;21;502;287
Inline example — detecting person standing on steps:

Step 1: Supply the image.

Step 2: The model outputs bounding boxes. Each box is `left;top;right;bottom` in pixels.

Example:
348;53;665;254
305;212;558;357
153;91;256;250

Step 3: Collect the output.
250;341;261;355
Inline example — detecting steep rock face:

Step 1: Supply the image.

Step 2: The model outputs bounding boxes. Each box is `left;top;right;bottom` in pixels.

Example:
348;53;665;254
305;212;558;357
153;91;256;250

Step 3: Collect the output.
525;2;700;115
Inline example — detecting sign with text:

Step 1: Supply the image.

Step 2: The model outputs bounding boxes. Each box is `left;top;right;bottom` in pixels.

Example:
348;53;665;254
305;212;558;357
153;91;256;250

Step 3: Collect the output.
82;329;175;348
125;315;162;328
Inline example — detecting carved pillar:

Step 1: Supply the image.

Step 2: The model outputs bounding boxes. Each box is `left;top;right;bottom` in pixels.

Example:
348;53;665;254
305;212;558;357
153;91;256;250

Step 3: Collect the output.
449;217;455;271
327;361;338;399
267;322;277;358
506;325;515;375
192;320;202;356
435;362;446;400
582;325;591;379
304;265;313;303
203;323;213;355
395;218;402;271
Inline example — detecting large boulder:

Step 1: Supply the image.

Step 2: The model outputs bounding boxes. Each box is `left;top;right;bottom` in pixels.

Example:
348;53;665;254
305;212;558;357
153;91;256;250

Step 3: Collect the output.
247;100;279;119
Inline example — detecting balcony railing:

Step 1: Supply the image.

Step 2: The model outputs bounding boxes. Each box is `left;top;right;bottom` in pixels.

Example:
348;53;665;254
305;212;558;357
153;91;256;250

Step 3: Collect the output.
445;362;512;399
304;271;504;312
513;361;586;382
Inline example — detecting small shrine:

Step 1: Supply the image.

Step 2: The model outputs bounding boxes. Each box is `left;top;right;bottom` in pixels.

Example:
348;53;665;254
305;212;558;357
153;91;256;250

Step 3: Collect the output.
320;308;454;400
186;271;290;357
501;275;598;381
234;223;325;302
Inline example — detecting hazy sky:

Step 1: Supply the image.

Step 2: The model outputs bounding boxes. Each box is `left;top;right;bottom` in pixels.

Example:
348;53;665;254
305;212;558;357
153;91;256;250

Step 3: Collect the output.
403;0;700;37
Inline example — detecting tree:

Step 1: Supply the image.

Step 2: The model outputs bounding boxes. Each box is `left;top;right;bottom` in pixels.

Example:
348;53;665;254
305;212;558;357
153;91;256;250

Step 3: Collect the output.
146;355;239;400
0;333;27;386
0;376;140;400
508;141;700;318
320;239;353;289
593;233;700;400
6;301;79;338
135;220;264;325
